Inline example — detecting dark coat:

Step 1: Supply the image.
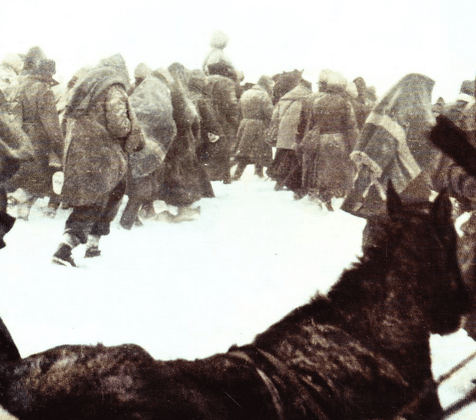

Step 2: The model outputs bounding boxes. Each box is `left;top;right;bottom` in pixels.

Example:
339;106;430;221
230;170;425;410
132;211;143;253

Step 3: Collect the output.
9;75;63;196
300;89;358;199
61;84;140;207
60;56;143;207
202;75;239;181
235;85;273;166
0;91;34;183
353;97;373;130
156;77;214;207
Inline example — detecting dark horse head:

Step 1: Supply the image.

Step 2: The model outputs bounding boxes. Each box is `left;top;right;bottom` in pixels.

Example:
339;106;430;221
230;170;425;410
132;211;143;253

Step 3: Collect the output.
352;182;471;338
250;181;470;419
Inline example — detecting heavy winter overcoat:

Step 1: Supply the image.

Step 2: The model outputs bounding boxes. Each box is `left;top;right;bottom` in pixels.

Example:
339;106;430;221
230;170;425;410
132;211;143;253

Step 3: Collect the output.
60;55;143;207
300;89;358;199
61;84;141;207
203;74;239;181
0;54;23;105
156;72;215;207
125;75;177;202
272;83;311;150
235;85;273;166
9;75;63;196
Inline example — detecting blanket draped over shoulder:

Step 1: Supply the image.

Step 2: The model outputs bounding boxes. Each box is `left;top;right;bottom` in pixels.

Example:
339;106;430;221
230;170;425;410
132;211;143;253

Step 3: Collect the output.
128;76;177;178
342;73;437;217
65;55;131;119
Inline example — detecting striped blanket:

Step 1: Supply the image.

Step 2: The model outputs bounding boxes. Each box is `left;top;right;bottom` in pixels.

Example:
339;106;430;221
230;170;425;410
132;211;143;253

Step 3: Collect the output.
342;73;438;217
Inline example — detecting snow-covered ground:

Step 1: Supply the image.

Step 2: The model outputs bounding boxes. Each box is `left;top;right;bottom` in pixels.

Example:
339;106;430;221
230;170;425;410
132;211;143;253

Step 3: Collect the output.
2;166;476;419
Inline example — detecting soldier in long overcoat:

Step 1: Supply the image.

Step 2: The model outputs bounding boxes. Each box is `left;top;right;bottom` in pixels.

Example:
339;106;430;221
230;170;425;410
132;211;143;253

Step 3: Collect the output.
0;88;34;248
204;63;239;183
202;31;237;80
233;75;274;180
298;71;358;209
9;50;64;218
267;78;312;192
52;54;144;267
153;63;214;222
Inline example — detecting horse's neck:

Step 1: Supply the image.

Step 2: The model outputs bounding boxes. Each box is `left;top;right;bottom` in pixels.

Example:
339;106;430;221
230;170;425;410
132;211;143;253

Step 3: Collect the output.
338;292;429;347
333;271;433;381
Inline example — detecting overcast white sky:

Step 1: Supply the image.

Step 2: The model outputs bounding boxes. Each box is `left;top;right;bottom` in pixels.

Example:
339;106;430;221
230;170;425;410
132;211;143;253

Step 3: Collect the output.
1;0;474;101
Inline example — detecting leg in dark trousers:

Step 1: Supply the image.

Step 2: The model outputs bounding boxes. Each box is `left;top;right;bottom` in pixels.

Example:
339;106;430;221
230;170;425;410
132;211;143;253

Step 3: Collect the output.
232;160;247;181
282;159;303;192
87;180;126;258
120;198;143;230
47;194;62;210
45;194;62;218
90;180;127;238
221;153;232;184
221;137;232;184
53;180;127;266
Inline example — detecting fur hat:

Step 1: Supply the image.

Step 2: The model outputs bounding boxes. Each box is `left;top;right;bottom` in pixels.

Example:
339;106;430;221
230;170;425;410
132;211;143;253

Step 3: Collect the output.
366;86;377;102
23;46;46;73
236;70;244;82
37;58;56;76
134;63;152;81
257;75;274;97
318;69;332;84
353;76;367;96
210;31;229;49
326;70;347;90
459;80;475;97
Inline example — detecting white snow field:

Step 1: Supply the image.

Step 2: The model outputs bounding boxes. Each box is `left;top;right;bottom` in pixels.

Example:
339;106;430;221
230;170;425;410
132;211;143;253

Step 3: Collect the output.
1;166;476;419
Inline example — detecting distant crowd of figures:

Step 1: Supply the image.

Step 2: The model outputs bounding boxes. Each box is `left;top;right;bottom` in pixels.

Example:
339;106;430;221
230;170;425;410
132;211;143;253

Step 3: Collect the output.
1;31;476;271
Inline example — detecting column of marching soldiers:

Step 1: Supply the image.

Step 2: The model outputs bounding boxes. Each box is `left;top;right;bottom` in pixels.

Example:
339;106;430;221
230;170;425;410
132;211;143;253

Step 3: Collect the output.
1;31;475;269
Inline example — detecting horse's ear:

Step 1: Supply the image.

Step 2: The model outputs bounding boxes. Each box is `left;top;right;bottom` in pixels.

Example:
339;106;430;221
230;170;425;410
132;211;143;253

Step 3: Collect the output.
386;180;402;215
431;188;452;227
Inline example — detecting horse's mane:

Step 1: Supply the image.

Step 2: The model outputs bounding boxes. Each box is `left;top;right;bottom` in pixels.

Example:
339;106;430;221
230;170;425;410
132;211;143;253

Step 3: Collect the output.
253;213;411;349
252;295;334;349
327;214;404;307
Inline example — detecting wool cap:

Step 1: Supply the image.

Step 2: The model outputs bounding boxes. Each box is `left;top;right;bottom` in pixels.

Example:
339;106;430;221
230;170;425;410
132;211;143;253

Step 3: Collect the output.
210;30;229;49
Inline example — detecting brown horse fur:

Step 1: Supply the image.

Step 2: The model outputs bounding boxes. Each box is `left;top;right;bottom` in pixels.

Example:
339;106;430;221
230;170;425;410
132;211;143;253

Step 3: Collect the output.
0;184;469;420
